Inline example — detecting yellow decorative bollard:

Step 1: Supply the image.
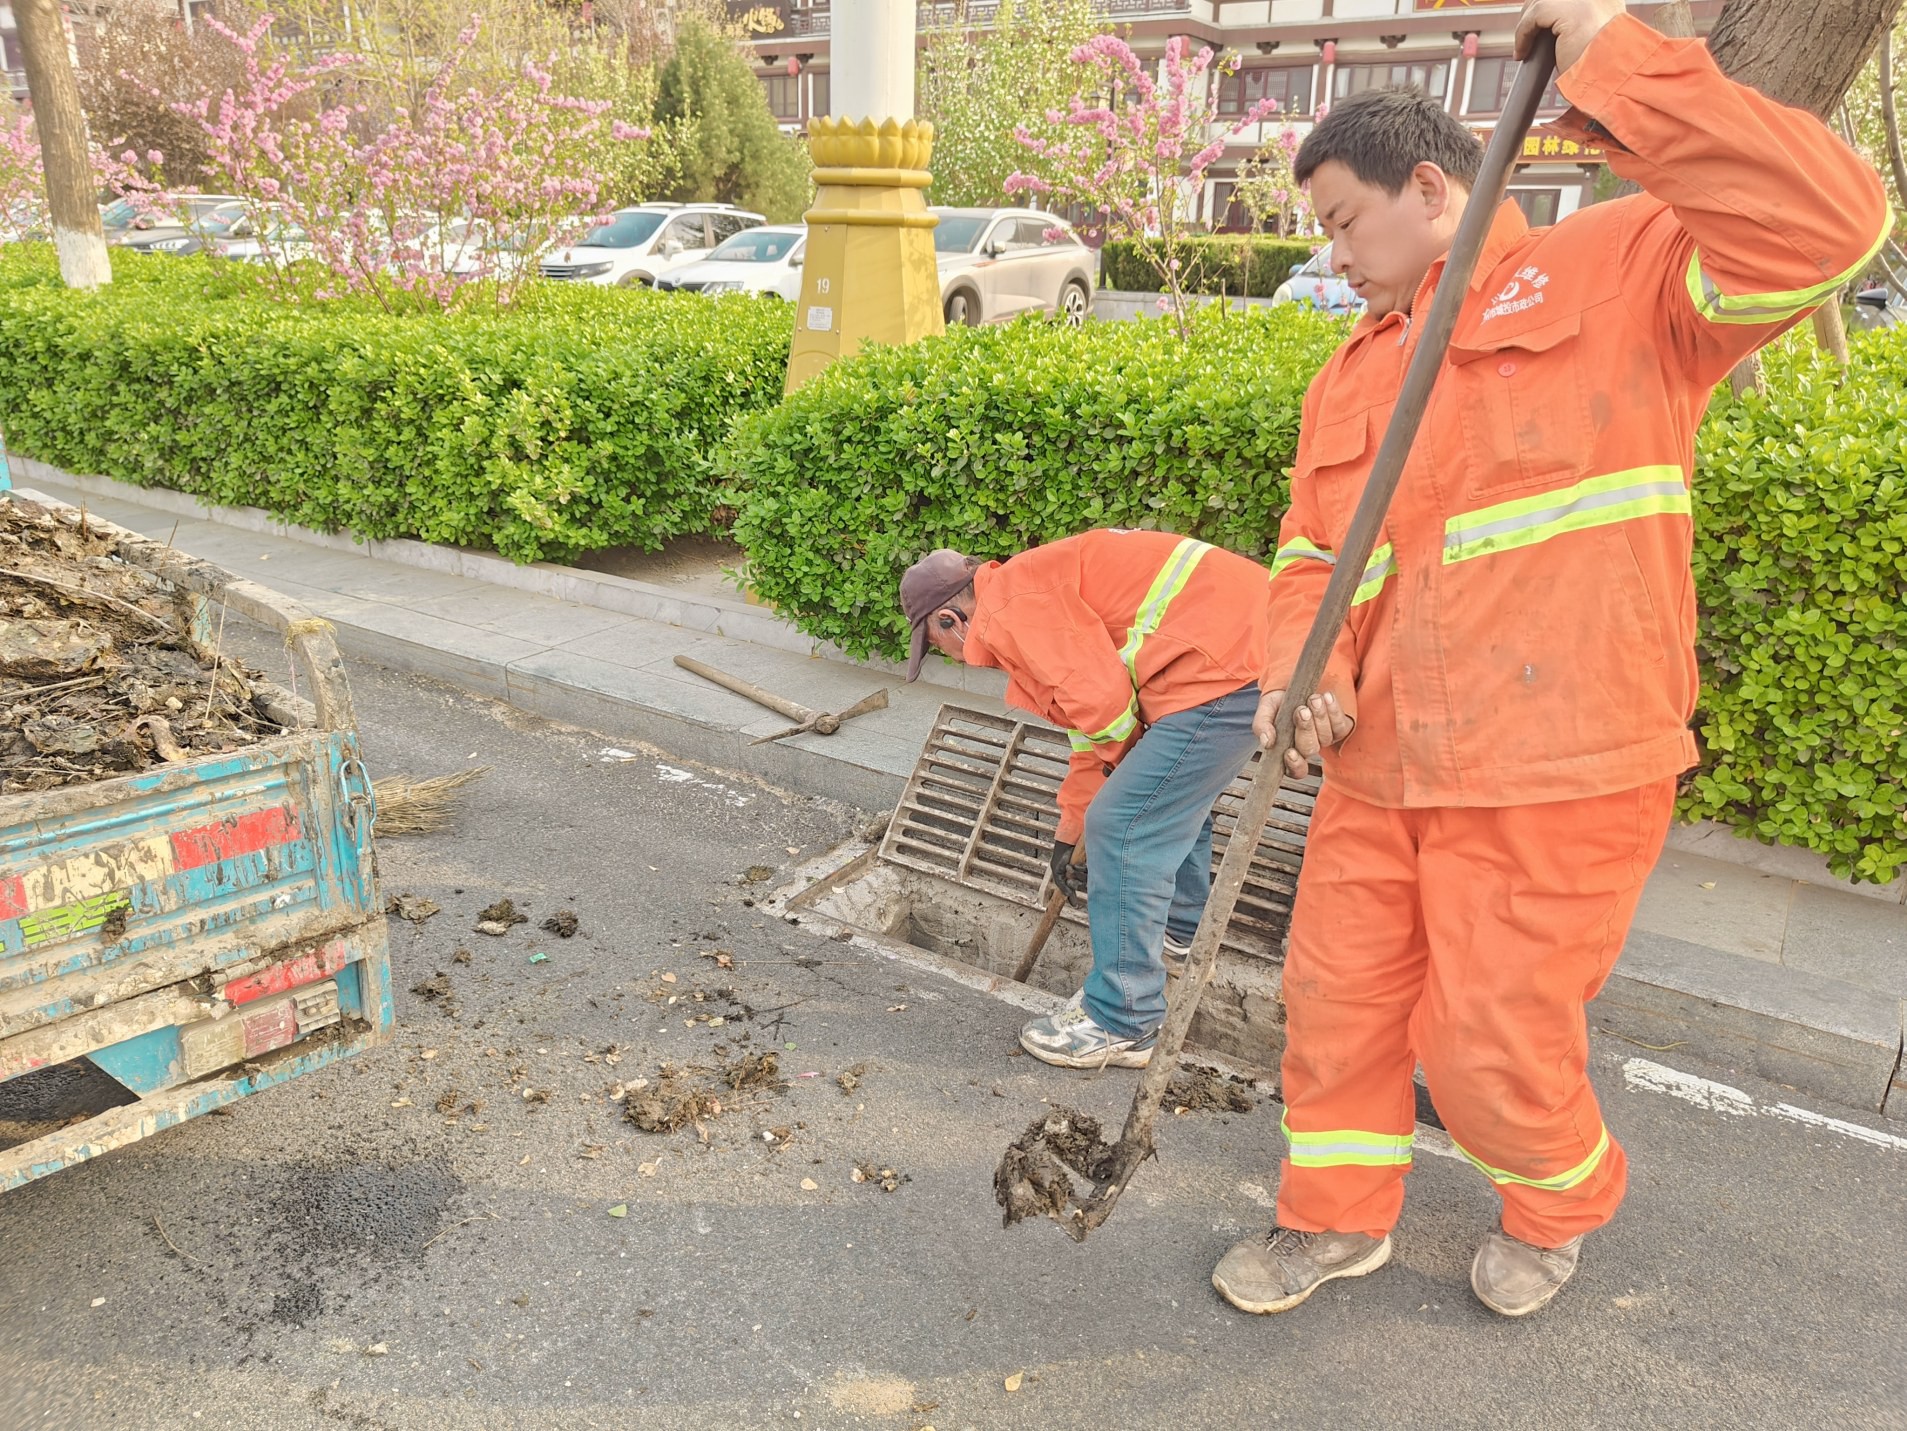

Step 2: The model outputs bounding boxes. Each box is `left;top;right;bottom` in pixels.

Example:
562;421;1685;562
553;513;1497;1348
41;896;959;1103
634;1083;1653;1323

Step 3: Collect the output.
785;116;945;393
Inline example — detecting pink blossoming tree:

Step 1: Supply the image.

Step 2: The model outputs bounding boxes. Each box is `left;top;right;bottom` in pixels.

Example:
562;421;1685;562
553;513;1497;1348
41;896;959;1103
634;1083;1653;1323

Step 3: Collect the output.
162;13;649;310
1007;35;1284;337
1;114;172;243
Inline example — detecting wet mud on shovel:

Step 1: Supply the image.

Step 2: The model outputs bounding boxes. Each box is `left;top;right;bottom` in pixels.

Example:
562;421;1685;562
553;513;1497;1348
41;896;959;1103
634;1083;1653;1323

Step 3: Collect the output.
992;34;1558;1242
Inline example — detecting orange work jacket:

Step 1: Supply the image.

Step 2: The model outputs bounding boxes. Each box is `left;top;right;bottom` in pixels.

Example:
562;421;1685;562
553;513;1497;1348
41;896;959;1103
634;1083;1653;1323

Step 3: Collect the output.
963;529;1270;843
1262;14;1892;808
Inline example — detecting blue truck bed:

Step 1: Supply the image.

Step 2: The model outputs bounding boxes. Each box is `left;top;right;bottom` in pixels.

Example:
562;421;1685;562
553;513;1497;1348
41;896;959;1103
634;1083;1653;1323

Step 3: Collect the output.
0;493;392;1191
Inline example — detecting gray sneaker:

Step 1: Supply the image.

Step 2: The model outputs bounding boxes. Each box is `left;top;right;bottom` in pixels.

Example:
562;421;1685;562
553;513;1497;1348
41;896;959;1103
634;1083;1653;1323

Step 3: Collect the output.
1019;1002;1157;1069
1212;1226;1393;1314
1471;1226;1584;1318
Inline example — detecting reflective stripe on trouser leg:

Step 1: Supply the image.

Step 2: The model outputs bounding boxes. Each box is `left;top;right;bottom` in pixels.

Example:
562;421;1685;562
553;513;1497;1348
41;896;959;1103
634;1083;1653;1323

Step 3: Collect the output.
1275;784;1429;1239
1410;779;1674;1247
1282;1112;1413;1168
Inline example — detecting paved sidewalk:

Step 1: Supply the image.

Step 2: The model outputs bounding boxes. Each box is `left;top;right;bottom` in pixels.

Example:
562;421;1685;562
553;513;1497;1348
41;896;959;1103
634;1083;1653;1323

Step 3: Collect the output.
10;466;1904;1116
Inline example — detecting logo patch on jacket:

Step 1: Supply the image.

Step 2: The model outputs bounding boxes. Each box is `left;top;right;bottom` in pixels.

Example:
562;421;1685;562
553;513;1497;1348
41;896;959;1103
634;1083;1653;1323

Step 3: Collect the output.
1483;265;1551;322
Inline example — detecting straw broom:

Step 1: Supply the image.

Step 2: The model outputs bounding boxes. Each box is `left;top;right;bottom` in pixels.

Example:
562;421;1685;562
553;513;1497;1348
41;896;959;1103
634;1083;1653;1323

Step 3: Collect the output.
371;767;488;836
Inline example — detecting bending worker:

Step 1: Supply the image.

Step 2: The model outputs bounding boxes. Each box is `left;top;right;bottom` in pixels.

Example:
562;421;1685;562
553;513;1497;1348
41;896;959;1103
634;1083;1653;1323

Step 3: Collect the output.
898;531;1277;1069
1212;0;1890;1321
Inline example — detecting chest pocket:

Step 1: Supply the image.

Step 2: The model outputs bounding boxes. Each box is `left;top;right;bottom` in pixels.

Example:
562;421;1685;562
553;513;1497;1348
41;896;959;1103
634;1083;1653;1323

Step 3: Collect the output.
1446;309;1594;500
1298;407;1374;534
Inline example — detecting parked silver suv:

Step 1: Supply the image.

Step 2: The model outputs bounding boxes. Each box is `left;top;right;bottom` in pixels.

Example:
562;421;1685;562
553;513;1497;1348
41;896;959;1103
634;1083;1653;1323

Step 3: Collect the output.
539;203;765;287
932;207;1095;326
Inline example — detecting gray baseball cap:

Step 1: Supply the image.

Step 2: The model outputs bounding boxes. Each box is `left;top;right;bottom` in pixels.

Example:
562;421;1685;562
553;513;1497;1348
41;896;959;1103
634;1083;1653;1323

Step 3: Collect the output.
900;549;975;681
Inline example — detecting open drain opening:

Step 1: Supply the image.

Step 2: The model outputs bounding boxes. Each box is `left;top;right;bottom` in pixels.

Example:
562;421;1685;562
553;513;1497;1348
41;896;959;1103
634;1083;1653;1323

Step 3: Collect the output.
787;704;1321;1082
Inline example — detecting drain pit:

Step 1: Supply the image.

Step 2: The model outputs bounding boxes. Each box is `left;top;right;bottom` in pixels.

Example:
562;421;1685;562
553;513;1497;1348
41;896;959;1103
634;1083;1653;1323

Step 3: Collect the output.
788;841;1292;1083
780;704;1321;1083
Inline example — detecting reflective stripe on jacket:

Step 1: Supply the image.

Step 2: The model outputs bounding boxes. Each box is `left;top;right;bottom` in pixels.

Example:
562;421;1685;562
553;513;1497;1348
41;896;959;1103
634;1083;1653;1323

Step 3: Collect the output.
963;529;1270;843
1261;15;1892;808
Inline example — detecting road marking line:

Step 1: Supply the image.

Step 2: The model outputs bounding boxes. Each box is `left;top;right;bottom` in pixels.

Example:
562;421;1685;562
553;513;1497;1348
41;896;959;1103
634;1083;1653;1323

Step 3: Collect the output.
1622;1058;1907;1151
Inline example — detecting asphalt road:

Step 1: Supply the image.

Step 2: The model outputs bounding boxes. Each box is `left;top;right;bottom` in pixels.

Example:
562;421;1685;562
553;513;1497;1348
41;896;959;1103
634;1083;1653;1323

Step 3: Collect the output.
3;631;1904;1431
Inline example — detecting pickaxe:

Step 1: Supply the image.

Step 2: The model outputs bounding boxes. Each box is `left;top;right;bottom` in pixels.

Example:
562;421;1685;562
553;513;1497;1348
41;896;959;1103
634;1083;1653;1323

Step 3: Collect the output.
673;655;889;744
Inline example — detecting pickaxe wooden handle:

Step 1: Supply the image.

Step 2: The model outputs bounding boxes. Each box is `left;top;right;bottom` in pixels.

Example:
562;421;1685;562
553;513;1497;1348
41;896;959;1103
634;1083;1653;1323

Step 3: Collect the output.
672;655;889;742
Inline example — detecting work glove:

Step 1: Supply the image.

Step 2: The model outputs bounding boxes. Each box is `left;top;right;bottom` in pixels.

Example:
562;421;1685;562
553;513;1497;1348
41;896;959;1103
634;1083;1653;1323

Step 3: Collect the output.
1048;840;1087;908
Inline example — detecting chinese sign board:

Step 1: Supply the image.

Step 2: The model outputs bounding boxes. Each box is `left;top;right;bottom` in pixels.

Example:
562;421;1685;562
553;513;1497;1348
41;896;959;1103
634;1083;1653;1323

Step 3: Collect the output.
1475;128;1610;164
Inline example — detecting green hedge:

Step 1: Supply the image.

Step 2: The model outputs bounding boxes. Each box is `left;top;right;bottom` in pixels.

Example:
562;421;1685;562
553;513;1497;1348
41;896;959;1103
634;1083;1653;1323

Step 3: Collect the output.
1102;236;1320;297
727;304;1346;658
1686;331;1907;883
0;246;792;563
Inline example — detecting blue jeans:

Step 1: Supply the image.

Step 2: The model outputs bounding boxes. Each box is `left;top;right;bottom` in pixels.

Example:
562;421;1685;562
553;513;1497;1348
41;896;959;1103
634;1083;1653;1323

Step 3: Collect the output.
1081;683;1262;1040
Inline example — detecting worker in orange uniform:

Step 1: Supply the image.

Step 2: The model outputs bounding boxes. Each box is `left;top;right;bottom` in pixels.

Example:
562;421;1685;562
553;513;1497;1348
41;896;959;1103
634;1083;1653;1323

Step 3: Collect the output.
1210;0;1891;1320
898;532;1271;1068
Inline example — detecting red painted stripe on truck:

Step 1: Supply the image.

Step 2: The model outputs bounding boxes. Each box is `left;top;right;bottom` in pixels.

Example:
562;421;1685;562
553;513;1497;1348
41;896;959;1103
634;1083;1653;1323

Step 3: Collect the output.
0;876;25;922
221;939;349;1006
169;808;302;872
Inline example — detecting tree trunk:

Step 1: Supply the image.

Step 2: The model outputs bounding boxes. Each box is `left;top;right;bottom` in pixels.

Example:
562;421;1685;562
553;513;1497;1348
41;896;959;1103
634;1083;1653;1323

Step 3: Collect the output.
1881;28;1907;205
1707;0;1907;121
15;0;110;290
1648;0;1699;39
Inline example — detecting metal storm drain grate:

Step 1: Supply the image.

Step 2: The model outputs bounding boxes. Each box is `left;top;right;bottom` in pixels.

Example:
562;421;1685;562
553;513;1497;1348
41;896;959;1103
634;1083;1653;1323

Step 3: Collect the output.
879;704;1320;963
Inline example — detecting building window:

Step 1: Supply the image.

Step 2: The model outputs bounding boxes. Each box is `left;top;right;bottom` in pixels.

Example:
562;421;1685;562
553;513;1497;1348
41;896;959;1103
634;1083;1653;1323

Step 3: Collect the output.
1217;64;1314;118
1465;56;1568;115
1510;189;1562;227
760;73;798;119
811;70;830;118
1334;59;1452;103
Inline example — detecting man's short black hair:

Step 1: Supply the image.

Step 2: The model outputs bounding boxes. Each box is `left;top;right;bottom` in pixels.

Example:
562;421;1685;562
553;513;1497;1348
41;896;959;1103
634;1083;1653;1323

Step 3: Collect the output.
1295;88;1485;194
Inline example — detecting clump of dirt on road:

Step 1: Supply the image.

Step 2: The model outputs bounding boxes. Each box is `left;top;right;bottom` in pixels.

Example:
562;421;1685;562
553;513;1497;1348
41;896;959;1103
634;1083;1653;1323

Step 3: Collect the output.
625;1053;784;1133
1165;1066;1257;1115
852;1161;908;1192
722;1051;780;1091
540;911;579;938
1;499;291;794
476;898;528;927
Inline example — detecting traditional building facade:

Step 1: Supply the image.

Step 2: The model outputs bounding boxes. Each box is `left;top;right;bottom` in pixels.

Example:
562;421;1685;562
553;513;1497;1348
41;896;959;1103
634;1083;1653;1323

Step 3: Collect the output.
742;0;1723;228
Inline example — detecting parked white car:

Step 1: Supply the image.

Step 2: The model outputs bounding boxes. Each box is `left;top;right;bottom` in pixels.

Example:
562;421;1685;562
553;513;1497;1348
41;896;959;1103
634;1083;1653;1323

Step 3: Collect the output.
538;203;764;287
1271;243;1365;317
931;207;1095;326
654;225;806;299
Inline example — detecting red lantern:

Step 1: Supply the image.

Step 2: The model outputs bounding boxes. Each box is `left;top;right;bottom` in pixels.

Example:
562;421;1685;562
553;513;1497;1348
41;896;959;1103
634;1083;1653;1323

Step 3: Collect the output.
1322;40;1336;64
787;55;800;76
1462;32;1479;58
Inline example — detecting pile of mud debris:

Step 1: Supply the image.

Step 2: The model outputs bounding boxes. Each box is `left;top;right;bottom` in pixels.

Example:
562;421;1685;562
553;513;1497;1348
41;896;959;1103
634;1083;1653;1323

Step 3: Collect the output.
1;499;293;794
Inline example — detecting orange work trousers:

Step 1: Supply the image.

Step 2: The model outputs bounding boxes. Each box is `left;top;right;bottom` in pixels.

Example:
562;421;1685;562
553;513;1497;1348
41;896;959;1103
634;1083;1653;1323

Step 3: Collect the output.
1275;778;1675;1248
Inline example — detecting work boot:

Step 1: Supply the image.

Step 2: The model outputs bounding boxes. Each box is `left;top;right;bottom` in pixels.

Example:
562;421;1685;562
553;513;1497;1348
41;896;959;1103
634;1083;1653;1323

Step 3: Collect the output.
1019;1002;1157;1069
1470;1226;1584;1318
1162;933;1192;980
1211;1226;1393;1315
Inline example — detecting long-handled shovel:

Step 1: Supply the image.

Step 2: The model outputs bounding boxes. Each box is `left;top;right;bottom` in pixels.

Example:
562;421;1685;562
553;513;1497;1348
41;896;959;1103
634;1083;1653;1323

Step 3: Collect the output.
993;34;1560;1241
